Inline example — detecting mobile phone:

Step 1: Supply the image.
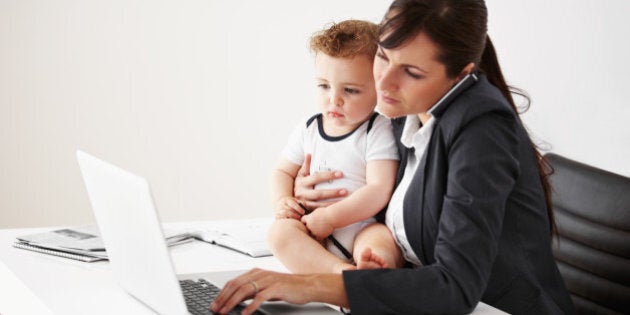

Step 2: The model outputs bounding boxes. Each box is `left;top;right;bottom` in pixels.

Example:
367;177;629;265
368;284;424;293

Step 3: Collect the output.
428;72;479;115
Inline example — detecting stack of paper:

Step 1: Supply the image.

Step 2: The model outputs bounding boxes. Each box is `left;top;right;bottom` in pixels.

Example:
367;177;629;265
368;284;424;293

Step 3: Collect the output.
13;219;274;262
14;225;193;262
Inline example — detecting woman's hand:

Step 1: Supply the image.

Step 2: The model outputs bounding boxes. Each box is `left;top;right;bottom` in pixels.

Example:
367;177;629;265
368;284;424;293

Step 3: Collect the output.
301;208;334;240
274;196;306;220
294;154;348;210
210;268;348;315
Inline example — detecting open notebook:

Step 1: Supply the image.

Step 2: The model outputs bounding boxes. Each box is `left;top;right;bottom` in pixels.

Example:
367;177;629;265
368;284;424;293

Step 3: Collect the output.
194;218;272;257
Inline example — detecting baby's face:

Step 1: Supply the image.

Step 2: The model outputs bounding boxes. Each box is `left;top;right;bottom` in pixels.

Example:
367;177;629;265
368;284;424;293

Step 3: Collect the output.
314;53;376;135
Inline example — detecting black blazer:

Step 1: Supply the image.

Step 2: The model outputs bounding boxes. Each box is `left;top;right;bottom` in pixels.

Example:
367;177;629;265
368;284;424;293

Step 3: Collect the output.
343;75;574;314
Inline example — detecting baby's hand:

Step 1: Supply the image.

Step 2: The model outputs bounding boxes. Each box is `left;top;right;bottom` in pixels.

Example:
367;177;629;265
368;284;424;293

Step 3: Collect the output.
301;208;334;240
274;196;306;220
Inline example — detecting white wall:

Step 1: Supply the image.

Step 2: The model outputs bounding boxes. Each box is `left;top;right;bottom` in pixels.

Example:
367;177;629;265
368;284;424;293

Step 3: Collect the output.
487;0;630;177
1;0;628;228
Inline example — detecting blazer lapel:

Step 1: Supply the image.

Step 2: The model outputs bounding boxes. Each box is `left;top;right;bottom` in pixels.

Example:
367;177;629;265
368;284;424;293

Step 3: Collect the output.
403;144;431;265
392;117;408;188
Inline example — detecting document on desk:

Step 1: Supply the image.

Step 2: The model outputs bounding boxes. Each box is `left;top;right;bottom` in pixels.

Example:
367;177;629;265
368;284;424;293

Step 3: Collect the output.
13;220;274;262
194;218;273;258
13;225;193;262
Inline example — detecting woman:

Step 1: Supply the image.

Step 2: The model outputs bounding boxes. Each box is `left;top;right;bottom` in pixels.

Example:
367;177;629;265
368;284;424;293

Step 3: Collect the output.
212;0;574;314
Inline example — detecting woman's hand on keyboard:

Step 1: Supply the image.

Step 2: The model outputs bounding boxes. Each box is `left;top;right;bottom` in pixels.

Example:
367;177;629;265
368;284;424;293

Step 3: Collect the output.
211;268;348;315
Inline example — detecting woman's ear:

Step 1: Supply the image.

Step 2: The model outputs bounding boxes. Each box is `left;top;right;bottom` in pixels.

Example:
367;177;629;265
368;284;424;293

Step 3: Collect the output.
456;62;476;81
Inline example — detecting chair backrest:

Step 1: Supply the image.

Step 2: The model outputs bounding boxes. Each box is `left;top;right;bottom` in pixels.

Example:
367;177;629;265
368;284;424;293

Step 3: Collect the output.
546;153;630;315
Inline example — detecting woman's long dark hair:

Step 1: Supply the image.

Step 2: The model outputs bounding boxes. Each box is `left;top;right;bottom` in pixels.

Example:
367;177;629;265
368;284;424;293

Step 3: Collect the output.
379;0;555;234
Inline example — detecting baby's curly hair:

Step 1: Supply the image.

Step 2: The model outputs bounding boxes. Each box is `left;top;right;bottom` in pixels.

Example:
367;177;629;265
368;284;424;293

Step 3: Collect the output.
309;20;378;59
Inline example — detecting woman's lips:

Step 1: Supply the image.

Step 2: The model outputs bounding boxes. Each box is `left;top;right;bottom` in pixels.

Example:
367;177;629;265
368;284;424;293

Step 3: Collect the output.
381;95;398;105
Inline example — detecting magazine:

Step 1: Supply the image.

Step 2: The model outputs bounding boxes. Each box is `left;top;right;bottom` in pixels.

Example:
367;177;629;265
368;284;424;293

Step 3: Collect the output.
14;225;193;262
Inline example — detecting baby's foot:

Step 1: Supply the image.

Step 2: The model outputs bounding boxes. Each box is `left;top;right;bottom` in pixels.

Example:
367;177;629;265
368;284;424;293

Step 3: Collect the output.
356;247;388;270
332;261;357;274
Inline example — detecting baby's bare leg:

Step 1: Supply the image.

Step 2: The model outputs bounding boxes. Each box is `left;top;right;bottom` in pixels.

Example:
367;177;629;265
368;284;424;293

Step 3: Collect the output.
268;219;354;273
353;223;404;270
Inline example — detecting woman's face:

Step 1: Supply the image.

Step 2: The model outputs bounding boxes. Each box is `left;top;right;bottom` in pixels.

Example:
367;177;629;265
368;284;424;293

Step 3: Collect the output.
374;31;459;120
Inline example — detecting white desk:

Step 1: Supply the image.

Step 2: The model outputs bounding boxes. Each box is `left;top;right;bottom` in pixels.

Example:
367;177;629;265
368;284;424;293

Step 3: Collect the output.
0;220;506;315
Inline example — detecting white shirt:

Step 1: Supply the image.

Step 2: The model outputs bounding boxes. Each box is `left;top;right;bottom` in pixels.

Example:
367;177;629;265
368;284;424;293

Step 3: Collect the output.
282;114;399;200
385;115;436;266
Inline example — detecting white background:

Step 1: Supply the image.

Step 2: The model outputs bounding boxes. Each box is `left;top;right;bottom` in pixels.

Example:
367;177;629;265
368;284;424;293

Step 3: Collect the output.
1;0;628;228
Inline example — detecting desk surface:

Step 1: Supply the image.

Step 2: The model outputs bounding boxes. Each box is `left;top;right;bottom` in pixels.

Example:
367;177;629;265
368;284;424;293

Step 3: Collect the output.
0;220;506;315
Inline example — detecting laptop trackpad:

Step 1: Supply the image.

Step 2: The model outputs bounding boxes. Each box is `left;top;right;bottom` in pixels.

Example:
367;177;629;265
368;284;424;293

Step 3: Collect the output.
259;301;340;314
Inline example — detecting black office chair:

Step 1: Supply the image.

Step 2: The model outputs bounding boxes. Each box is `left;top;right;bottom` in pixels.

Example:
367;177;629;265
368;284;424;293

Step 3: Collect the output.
546;153;630;315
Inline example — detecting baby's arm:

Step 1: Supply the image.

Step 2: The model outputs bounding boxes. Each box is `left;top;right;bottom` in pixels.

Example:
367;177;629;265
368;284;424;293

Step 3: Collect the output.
271;158;306;220
301;159;398;239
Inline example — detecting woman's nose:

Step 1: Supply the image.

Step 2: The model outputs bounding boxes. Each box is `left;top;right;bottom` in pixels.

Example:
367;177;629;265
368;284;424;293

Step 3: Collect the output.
376;66;397;93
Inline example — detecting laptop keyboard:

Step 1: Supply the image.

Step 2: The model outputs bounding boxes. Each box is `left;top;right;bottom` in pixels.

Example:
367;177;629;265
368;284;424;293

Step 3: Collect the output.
179;278;262;315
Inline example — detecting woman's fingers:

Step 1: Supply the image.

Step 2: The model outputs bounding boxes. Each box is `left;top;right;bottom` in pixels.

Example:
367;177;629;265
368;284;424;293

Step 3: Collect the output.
213;270;344;314
242;292;268;315
297;170;344;188
296;185;347;202
298;154;312;177
293;153;346;204
213;269;297;314
212;269;263;313
234;275;283;315
221;283;255;314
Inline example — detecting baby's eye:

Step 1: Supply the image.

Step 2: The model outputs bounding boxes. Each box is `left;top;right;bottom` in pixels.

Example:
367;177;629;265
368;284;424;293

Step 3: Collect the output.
317;84;330;90
344;87;360;94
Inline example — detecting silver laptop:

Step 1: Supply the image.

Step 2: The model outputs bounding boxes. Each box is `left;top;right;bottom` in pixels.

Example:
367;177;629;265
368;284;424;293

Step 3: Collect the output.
76;150;339;315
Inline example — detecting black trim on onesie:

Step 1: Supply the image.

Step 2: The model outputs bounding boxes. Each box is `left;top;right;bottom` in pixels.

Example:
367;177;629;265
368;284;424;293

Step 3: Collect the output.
309;112;379;142
366;112;379;134
306;113;320;128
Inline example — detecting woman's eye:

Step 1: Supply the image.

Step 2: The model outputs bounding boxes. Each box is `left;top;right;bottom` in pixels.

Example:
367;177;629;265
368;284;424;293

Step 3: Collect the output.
405;69;423;79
